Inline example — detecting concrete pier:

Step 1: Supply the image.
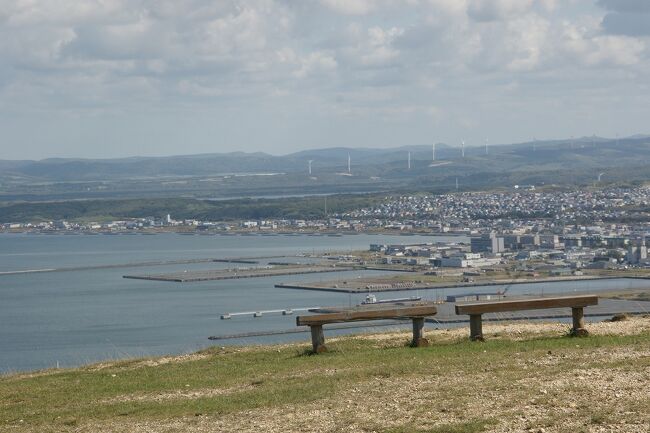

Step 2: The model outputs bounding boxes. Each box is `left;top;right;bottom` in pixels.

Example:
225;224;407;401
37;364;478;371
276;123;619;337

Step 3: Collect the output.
124;265;354;282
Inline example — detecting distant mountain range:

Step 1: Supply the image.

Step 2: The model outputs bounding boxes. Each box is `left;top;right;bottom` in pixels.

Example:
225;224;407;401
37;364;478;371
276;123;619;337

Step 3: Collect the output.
1;135;648;181
1;135;650;201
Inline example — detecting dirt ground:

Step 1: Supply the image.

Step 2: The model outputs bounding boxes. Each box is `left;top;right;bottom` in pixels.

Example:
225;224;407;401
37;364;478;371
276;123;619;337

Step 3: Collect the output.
47;316;648;433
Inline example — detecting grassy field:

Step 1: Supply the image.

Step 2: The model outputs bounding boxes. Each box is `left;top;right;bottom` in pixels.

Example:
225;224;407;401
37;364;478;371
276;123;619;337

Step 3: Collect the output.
1;319;649;433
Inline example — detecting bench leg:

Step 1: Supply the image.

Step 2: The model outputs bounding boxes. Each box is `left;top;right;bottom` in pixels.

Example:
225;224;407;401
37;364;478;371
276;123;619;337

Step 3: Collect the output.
571;307;589;337
411;317;429;347
310;325;327;353
469;314;484;341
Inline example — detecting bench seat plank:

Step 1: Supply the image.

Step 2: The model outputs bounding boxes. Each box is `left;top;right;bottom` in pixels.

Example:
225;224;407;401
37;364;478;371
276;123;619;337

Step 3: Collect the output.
455;295;598;315
297;305;437;326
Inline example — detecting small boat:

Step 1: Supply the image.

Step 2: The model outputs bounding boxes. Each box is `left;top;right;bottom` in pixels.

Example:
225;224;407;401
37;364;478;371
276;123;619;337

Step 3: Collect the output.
360;294;422;305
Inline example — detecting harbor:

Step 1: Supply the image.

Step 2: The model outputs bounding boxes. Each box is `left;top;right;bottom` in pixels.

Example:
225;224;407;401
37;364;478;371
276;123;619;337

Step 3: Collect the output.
2;231;650;373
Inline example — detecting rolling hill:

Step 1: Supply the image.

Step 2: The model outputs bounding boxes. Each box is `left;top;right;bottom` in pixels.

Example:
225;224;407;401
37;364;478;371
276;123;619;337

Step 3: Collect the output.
1;135;650;202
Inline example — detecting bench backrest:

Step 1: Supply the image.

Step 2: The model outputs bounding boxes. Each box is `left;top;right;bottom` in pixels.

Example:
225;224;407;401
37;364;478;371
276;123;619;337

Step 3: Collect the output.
297;305;437;326
455;295;598;315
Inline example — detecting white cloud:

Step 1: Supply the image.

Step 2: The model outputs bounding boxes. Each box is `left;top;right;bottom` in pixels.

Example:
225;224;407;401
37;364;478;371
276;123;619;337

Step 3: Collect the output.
293;51;338;78
424;0;468;18
503;15;550;71
320;0;377;15
538;0;558;13
178;79;224;97
199;8;268;57
359;26;403;66
564;30;645;66
468;0;534;22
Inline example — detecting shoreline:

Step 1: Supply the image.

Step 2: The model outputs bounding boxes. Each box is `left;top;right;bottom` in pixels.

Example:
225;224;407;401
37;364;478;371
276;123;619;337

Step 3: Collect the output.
4;315;650;378
0;229;469;237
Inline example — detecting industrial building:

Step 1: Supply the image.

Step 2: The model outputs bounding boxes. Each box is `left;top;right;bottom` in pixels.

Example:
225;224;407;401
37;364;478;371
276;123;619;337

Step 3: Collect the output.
470;233;505;254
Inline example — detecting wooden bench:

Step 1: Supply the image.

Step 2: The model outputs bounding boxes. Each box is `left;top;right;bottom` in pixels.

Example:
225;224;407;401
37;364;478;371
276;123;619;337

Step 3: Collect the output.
454;295;599;341
296;304;438;353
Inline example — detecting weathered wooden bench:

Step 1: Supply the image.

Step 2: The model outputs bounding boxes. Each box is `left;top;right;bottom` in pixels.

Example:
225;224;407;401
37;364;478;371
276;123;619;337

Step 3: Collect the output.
455;295;599;341
296;304;438;353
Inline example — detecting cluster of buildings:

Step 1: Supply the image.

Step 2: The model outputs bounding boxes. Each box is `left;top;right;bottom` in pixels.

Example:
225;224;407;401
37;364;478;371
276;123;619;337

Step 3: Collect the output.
1;215;207;232
370;241;503;269
1;215;361;233
344;186;650;230
370;230;649;271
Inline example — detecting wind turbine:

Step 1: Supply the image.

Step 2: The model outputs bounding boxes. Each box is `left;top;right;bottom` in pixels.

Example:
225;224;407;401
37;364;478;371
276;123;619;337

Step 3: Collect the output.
597;172;605;182
461;140;465;158
308;160;313;175
347;153;351;174
485;138;489;155
407;151;411;170
432;142;436;162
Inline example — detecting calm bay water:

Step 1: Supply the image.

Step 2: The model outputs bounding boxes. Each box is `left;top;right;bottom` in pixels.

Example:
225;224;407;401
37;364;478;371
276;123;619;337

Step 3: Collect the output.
1;232;648;373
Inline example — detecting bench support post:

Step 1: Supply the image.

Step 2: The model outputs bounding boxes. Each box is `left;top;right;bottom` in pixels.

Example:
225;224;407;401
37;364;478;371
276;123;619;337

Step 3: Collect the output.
571;307;588;337
469;314;484;341
310;325;327;353
411;317;429;347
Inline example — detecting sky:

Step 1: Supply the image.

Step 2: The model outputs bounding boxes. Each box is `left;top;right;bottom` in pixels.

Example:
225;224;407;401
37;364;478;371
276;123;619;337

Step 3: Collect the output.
1;0;650;160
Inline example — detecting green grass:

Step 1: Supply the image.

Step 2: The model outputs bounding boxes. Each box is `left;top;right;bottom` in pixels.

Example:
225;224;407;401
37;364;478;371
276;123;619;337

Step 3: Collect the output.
1;331;649;432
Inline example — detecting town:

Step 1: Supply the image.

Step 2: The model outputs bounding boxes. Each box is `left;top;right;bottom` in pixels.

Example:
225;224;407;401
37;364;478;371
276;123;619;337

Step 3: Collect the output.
4;186;649;275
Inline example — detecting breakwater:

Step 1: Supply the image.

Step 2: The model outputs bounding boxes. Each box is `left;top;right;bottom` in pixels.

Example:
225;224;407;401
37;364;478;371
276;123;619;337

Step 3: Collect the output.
275;275;650;293
124;266;356;282
0;257;264;276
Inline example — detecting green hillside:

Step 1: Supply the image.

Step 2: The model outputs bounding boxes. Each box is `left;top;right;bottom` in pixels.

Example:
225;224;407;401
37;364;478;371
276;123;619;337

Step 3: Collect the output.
2;319;649;433
0;195;384;223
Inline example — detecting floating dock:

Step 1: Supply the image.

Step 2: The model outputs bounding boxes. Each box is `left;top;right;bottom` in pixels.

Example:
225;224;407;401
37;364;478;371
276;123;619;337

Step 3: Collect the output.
220;306;319;319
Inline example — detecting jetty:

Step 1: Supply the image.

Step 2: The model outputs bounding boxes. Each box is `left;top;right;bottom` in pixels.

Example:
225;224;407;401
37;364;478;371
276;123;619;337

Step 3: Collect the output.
123;265;355;282
0;257;262;276
273;275;649;293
